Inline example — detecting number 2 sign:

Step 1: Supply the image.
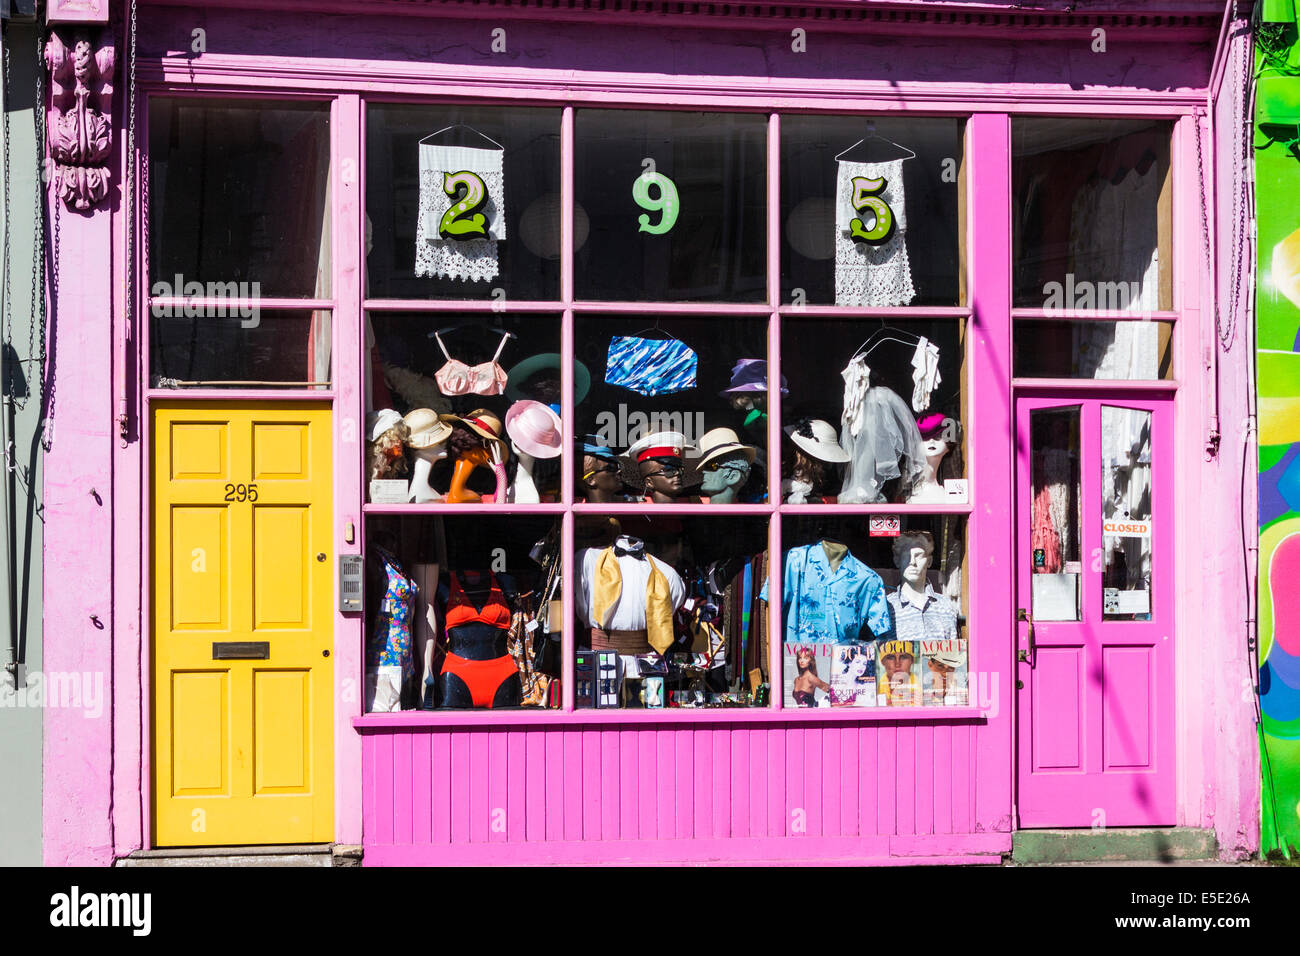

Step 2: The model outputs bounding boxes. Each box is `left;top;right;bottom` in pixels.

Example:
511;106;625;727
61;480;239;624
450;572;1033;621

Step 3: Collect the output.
439;170;490;240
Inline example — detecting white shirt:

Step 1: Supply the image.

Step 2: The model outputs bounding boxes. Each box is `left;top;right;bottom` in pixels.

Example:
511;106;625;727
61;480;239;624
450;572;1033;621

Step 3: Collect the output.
576;536;685;631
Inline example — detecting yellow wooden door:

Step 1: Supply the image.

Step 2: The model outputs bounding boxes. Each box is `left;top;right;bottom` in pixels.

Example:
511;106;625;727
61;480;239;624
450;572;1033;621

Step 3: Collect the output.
152;402;333;846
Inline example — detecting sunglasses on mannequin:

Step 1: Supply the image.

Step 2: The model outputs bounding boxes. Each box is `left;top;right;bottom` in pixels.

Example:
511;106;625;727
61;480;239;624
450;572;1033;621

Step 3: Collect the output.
582;463;620;480
644;462;684;477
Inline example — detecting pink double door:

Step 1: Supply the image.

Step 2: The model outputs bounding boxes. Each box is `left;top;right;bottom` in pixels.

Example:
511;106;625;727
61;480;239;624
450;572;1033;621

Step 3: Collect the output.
1015;393;1175;828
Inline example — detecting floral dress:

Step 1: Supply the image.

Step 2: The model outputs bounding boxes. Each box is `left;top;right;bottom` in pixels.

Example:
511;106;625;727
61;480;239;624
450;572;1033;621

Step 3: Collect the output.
368;548;416;711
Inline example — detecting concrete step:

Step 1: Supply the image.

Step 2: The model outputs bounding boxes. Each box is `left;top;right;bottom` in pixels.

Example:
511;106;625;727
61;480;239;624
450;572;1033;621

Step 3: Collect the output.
1012;827;1217;865
116;844;362;867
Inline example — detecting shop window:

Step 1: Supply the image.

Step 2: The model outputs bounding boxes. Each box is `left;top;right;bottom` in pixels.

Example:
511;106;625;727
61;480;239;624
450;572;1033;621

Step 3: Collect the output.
149;98;331;299
1014;319;1174;380
573;515;772;709
780;115;966;307
573;314;769;504
775;516;968;708
573;110;767;302
1012;118;1173;311
150;308;332;388
779;318;966;505
364;104;562;302
364;312;562;505
1102;406;1153;620
1028;406;1082;622
364;515;562;712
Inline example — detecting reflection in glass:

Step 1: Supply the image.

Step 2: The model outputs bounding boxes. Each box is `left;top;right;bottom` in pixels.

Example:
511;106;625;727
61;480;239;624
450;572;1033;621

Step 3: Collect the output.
149;99;331;298
365;105;562;301
1029;406;1081;621
150;309;331;388
1102;407;1153;620
574;110;767;302
1012;118;1172;310
1014;320;1173;381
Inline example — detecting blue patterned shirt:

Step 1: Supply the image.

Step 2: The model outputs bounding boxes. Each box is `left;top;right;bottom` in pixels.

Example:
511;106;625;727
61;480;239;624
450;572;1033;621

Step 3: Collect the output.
761;544;893;644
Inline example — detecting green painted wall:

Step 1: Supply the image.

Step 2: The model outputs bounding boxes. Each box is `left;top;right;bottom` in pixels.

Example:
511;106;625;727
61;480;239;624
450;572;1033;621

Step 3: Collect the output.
1255;13;1300;860
0;20;46;868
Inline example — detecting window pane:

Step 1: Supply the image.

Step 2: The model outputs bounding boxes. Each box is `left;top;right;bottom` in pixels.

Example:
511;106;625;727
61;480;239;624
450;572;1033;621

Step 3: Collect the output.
781;115;964;307
1013;118;1172;310
150;309;330;388
149;99;330;298
1029;406;1081;622
574;314;769;505
574;515;771;709
1014;319;1173;380
364;312;561;505
776;516;967;707
365;104;561;301
574;110;767;302
1102;407;1153;620
780;318;966;504
364;515;562;711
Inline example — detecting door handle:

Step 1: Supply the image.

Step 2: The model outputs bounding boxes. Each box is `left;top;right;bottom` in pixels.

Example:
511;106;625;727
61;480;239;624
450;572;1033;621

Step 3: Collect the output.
1017;607;1035;665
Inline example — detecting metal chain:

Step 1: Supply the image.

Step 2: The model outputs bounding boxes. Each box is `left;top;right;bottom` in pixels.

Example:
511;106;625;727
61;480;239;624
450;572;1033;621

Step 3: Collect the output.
123;0;136;443
44;184;58;452
31;9;46;406
3;32;13;390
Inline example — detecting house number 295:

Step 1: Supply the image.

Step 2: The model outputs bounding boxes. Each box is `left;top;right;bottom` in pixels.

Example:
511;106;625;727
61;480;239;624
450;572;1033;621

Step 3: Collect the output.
848;175;895;245
223;483;259;502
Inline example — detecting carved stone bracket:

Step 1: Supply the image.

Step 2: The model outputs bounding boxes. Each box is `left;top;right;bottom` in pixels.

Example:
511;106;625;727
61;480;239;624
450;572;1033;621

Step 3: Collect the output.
44;27;115;212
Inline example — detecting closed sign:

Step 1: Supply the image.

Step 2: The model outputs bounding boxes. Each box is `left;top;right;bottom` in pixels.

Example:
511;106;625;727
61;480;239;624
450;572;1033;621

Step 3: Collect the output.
1104;518;1151;538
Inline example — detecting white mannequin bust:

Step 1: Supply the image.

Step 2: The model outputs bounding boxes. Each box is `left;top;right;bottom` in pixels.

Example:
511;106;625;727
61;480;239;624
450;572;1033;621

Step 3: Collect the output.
408;443;448;503
907;435;951;504
507;442;540;504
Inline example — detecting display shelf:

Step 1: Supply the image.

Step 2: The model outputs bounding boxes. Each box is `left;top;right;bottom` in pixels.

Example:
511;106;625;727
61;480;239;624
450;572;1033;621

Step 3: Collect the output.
570;502;774;515
778;502;973;515
362;502;568;515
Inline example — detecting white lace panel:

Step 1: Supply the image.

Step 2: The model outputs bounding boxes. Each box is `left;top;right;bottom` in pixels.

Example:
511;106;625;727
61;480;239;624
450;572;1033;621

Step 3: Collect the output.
833;159;916;307
415;143;506;283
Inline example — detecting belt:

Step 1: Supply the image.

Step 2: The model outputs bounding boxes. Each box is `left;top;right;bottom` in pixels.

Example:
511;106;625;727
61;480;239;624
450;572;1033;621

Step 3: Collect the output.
590;627;652;654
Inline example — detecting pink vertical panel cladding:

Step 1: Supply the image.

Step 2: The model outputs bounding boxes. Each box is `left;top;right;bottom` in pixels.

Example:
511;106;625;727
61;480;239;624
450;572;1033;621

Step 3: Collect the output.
360;720;999;864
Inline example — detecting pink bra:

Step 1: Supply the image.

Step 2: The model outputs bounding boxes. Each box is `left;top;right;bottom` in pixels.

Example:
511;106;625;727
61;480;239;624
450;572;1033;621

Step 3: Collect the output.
433;331;510;397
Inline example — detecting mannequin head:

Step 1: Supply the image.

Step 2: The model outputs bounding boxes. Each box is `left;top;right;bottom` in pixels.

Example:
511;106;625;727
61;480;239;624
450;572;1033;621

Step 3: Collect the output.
581;453;624;502
699;452;751;502
638;455;685;502
892;530;936;591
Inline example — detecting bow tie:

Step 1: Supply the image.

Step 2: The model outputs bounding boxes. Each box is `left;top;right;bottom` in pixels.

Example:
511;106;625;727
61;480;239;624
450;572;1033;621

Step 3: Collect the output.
614;545;646;559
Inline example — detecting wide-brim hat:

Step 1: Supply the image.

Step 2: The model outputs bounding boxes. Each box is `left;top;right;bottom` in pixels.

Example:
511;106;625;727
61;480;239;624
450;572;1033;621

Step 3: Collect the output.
720;358;789;395
931;651;965;670
368;408;404;442
916;413;948;440
696;427;756;468
504;400;563;459
403;408;454;449
505;353;591;405
459;409;508;449
784;418;850;463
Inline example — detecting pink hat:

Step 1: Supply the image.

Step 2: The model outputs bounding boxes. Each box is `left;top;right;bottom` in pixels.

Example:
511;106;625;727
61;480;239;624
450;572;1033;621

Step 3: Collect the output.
504;400;563;459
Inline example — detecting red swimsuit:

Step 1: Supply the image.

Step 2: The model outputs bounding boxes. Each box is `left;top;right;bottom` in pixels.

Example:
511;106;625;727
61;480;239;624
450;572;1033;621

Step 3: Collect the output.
440;573;519;709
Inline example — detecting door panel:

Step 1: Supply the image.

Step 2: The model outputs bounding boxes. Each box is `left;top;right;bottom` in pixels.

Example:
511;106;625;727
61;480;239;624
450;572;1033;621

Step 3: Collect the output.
1015;394;1174;827
153;402;333;846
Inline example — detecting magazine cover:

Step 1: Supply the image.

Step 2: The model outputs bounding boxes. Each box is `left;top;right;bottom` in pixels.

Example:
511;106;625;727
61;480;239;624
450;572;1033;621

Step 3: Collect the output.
828;643;876;707
876;639;921;707
919;638;969;706
784;643;834;708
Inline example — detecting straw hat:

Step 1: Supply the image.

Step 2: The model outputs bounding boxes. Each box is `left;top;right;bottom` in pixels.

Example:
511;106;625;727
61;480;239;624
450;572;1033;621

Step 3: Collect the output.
696;427;756;468
784;418;850;463
458;409;508;449
403;408;453;449
504;400;563;459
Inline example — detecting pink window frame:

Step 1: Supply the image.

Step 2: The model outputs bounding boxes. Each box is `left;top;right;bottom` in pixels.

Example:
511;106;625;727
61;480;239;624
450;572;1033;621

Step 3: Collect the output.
131;72;1201;742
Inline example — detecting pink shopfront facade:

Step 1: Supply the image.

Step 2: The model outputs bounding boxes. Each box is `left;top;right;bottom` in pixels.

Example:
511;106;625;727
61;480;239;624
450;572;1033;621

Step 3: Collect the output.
41;0;1262;865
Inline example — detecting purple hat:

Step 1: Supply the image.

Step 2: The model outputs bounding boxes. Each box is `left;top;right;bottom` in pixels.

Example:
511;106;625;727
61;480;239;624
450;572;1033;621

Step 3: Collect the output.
720;359;789;395
505;400;563;459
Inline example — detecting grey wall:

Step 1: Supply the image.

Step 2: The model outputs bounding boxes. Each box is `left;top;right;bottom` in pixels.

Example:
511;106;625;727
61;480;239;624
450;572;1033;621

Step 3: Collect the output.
0;19;45;868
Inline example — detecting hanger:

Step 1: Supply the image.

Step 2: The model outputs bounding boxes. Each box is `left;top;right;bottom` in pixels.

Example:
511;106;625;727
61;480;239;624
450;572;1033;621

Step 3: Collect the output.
419;124;505;151
850;321;924;360
430;322;517;340
625;316;678;340
833;122;916;164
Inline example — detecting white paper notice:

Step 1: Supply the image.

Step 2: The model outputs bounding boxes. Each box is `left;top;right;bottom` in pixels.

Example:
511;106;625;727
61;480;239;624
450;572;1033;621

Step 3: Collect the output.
1104;588;1151;615
1032;573;1080;621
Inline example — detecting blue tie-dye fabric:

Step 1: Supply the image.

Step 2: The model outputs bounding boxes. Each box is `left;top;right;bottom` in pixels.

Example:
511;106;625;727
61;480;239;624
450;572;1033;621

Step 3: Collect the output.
604;335;698;397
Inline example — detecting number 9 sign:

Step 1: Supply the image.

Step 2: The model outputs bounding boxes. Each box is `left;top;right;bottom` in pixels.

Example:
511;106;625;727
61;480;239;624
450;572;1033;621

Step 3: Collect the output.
633;170;680;235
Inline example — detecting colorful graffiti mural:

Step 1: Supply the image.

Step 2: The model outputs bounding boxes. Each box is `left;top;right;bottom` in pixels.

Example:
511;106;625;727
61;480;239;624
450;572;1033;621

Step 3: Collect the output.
1256;11;1300;858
